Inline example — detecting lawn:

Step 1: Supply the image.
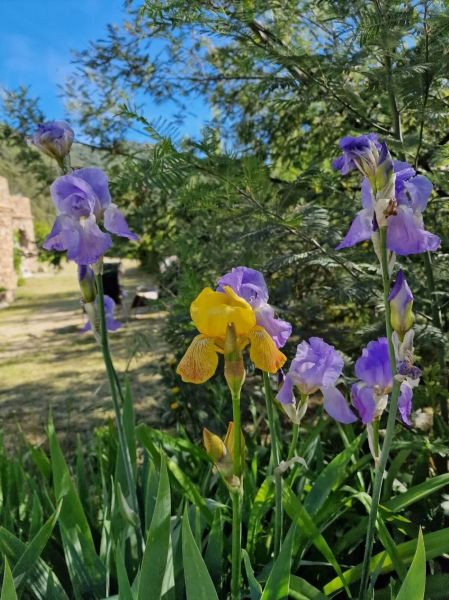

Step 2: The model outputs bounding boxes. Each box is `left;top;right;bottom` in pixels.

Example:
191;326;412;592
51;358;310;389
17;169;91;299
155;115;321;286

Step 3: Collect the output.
0;260;168;447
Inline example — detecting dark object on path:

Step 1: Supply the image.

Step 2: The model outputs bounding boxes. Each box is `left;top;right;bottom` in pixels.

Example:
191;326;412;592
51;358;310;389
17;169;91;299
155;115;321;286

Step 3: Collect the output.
131;286;159;312
102;262;122;305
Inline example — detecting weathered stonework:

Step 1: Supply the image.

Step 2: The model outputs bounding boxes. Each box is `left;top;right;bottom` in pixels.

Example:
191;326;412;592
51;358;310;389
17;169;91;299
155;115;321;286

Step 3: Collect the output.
0;176;37;303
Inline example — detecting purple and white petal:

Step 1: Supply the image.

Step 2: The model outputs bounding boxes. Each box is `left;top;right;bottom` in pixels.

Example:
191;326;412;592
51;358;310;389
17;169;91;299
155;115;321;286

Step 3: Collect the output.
217;266;269;307
336;208;374;250
66;216;112;265
322;386;357;424
276;373;295;406
387;206;440;255
351;383;377;424
50;174;96;218
43;214;81;253
255;304;292;348
74;167;112;213
104;204;138;240
398;383;413;426
288;337;344;395
355;337;392;391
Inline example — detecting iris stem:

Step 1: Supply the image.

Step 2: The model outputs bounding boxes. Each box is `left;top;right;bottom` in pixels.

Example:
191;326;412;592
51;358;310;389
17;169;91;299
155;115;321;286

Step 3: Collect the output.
287;423;299;461
262;371;283;558
95;274;143;550
359;227;401;599
230;391;242;600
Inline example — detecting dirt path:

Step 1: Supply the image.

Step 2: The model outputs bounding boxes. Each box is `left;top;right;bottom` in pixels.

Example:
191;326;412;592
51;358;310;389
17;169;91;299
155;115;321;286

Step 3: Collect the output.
0;260;168;447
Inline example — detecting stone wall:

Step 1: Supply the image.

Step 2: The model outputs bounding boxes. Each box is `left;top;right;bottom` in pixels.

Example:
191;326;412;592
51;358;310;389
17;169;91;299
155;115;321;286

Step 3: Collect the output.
0;176;37;303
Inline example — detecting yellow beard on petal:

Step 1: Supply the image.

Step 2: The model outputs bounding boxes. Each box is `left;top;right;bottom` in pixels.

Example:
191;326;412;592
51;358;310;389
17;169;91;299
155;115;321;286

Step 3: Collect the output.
249;326;287;373
176;335;219;383
190;286;256;339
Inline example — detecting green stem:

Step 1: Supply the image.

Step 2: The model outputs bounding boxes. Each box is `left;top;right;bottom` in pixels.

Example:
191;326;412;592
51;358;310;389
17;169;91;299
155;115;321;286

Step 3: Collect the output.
95;275;142;543
287;423;299;461
358;227;401;599
230;391;242;600
262;371;283;558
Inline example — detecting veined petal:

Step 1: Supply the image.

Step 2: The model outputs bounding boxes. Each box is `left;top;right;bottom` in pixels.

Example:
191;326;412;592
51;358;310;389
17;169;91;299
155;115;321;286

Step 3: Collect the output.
322;386;357;423
336;208;374;250
191;286;256;339
249;326;286;373
176;335;219;383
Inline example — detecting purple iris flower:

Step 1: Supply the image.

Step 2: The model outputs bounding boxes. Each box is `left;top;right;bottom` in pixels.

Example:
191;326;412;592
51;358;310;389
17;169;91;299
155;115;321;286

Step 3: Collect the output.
217;266;292;348
276;337;356;424
351;337;413;425
336;157;440;256
43;167;138;265
32;120;74;161
81;295;122;333
332;133;381;177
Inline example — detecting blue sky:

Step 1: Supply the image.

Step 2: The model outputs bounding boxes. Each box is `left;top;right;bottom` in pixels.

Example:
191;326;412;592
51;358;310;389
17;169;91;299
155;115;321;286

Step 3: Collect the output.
0;0;209;139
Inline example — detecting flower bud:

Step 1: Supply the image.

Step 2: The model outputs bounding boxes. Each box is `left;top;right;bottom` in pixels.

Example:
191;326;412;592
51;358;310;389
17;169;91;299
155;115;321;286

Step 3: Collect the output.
372;142;395;200
224;323;245;397
203;428;227;464
78;265;97;303
389;270;414;340
203;427;234;482
31;121;74;163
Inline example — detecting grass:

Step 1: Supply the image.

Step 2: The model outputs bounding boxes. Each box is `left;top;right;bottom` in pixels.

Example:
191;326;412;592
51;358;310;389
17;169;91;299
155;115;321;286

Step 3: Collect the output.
0;259;168;447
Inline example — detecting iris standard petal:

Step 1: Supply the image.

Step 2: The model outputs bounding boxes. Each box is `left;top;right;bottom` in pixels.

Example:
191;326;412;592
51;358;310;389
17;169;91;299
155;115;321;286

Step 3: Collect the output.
191;286;256;339
336;208;374;250
355;338;392;391
248;326;287;373
176;335;219;383
104;204;138;240
217;266;269;307
50;174;96;218
74;167;112;213
288;337;344;394
322;386;357;423
387;206;440;255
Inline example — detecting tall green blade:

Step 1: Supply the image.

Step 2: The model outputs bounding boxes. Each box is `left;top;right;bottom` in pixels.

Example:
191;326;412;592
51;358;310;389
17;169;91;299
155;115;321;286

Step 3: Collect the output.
181;506;218;600
138;457;171;600
1;559;17;600
396;530;426;600
261;525;295;600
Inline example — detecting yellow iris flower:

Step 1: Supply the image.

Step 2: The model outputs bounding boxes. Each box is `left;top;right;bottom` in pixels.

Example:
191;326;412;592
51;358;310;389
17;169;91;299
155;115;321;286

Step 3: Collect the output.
177;285;286;383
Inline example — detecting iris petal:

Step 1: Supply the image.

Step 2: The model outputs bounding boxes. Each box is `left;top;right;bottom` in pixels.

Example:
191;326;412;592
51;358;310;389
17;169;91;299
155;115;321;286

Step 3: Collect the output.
176;335;219;383
248;326;286;373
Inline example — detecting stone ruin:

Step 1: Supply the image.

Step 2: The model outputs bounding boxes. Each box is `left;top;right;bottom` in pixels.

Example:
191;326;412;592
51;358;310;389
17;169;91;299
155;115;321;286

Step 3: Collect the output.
0;176;38;303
